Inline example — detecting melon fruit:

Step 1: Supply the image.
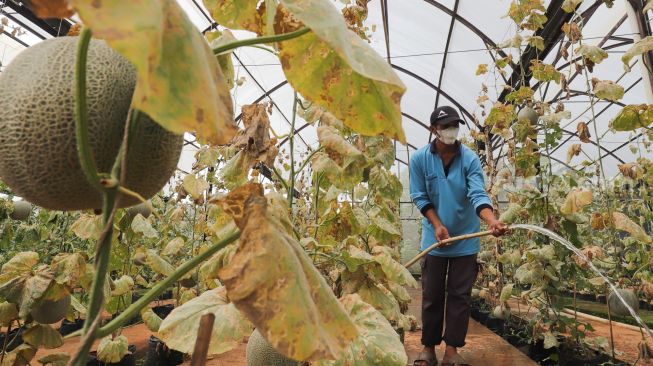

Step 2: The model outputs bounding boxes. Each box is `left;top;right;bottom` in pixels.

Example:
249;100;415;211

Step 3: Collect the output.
126;202;152;219
608;288;639;317
30;295;71;324
0;36;183;211
517;106;539;125
246;329;300;366
10;200;31;220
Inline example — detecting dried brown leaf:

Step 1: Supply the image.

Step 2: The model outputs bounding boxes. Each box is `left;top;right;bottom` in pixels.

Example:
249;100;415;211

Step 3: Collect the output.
31;0;73;19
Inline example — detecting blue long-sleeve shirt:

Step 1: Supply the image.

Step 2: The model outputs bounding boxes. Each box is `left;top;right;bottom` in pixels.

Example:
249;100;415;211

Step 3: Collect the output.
409;142;493;257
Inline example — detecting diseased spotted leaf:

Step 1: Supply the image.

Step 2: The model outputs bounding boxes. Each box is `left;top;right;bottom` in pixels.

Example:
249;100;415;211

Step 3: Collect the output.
72;0;238;145
217;184;358;361
476;64;488;75
159;287;253;355
141;308;163;332
275;1;406;143
205;0;264;34
0;252;54;318
623;36;653;71
577;122;591;143
162;237;185;257
566;144;582;163
592;78;624;101
131;215;158;239
562;0;583;12
530;60;561;83
230;104;279;168
357;283;401;323
70;214;103;240
527;36;545;51
206;29;236;89
145;250;175;277
111;275;134;297
0;302;18;326
1;344;37;366
50;253;87;287
314;294;407;366
31;0;74;18
610;104;653;131
576;44;608;64
183;174;209;200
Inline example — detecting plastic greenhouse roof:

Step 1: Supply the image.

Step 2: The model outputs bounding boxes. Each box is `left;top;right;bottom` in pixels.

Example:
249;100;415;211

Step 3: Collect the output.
1;0;652;179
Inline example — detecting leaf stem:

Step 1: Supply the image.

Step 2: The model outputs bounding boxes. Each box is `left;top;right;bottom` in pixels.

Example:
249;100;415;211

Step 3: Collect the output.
75;28;101;190
288;93;298;208
212;27;310;55
96;230;241;338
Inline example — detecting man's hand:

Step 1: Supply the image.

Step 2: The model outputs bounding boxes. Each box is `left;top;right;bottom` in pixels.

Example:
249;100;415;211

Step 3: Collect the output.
435;225;450;242
488;219;509;237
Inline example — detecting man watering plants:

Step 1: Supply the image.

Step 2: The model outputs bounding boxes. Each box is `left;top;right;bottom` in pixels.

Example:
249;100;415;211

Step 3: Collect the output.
409;105;508;366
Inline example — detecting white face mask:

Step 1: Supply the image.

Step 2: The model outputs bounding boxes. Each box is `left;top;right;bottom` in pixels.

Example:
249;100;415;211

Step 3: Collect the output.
438;126;459;145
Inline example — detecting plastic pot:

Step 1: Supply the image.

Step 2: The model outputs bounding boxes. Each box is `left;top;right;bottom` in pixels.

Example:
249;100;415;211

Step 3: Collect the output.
144;335;184;366
477;310;490;324
59;318;84;336
87;344;136;366
152;304;174;320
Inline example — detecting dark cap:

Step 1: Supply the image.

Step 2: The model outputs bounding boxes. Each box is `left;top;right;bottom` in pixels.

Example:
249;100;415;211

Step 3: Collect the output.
430;106;464;126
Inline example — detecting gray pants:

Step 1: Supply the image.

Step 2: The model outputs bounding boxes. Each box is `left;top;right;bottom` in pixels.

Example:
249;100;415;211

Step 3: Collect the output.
420;254;478;348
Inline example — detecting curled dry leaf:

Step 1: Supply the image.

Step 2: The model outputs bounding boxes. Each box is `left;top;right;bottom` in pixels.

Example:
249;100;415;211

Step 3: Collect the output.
576;122;591;143
574;246;604;269
560;188;592;217
31;0;74;19
566;144;582;163
217;183;358;361
231;103;279;168
618;163;640;179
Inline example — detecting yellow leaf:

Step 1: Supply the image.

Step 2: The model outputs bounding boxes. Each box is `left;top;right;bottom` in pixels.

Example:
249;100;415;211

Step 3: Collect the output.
217;184;358;361
560;188;592;216
275;2;406;143
611;212;652;243
72;0;238;145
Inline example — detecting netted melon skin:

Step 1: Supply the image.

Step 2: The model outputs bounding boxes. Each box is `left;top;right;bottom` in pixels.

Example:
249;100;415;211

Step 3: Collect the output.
246;329;300;366
10;201;32;220
0;36;183;211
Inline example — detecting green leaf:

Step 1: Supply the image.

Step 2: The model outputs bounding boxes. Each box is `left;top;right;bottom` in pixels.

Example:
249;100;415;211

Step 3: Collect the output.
22;324;64;349
576;44;608;64
159;287;253;355
561;0;583;12
38;353;70;366
217;186;358;361
183;174;210;200
610;104;653;131
313;294;407;366
205;0;264;34
96;335;129;364
141;308;163;332
111;275;134;297
50;253;87;287
0;301;18;326
622;36;653;72
592;79;624;101
72;0;238;145
499;203;522;224
130;215;158;239
145;250;175;276
341;246;375;272
220;151;252;190
162;237;185;257
275;1;406;143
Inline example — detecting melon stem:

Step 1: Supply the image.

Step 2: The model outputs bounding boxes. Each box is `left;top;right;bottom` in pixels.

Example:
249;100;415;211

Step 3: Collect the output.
212;27;310;55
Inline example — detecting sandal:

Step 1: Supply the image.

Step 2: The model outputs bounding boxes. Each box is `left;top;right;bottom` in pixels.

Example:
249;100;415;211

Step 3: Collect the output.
441;354;470;366
413;351;437;366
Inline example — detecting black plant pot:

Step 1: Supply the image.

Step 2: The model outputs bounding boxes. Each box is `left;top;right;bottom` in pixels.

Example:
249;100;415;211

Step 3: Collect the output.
485;317;505;335
144;335;184;366
477;310;490;324
87;344;136;366
528;338;563;364
152;304;174;320
59;319;85;336
158;291;173;300
470;307;481;321
0;328;24;352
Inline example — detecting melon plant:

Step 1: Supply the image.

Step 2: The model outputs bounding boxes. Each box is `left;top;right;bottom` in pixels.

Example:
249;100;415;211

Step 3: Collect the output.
0;36;183;211
126;202;152;219
246;329;300;366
